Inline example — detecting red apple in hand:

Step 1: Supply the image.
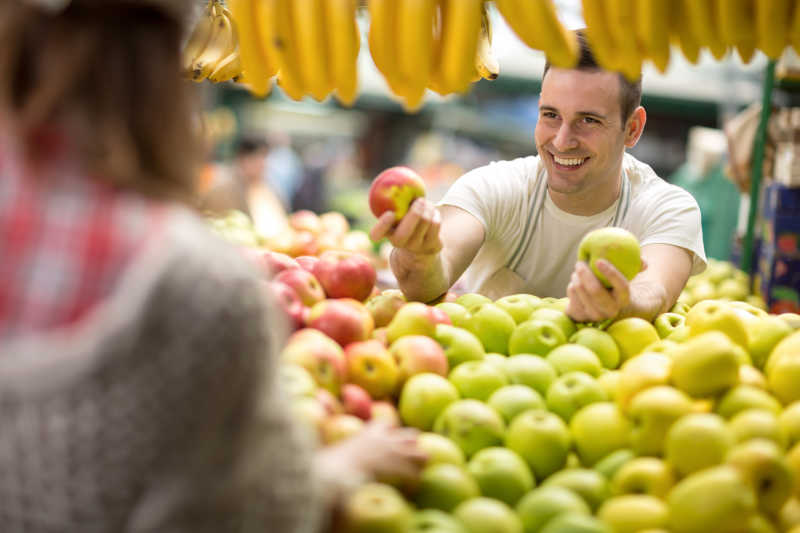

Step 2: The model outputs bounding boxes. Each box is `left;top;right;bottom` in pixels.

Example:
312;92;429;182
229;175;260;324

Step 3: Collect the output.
307;298;375;347
281;328;348;395
369;166;427;220
275;268;326;307
268;281;307;331
312;250;377;301
342;383;373;420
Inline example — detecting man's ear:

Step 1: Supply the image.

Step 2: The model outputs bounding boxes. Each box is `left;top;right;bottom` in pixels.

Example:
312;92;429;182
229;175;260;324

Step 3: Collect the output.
624;106;647;148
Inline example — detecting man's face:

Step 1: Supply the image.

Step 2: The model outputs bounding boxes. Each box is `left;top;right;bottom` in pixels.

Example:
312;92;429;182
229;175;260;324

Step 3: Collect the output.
534;68;630;198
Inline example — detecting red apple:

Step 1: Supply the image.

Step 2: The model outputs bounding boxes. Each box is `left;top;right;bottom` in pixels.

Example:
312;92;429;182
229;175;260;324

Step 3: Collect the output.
316;388;345;415
268;281;307;331
319;211;350;237
366;289;408;328
275;268;326;307
289;209;322;235
369;166;427;220
390;335;449;385
371;401;402;427
242;248;300;278
281;328;348;395
307;298;375;347
312;250;377;301
295;255;319;273
288;230;319;257
345;339;400;400
342;383;373;420
373;327;389;346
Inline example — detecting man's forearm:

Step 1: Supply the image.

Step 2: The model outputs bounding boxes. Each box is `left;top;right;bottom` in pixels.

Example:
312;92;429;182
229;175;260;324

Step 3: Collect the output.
620;280;671;322
391;248;451;303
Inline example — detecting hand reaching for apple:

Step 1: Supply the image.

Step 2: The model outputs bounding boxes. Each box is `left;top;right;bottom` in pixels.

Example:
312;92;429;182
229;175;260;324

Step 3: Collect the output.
566;258;649;323
369;198;443;256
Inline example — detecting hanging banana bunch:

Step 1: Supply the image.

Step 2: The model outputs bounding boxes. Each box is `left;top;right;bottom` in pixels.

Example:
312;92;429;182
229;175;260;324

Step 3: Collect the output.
494;0;578;69
182;0;243;83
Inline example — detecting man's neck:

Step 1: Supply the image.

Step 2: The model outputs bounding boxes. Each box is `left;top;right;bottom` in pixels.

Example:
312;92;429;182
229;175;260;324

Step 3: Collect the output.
548;167;623;217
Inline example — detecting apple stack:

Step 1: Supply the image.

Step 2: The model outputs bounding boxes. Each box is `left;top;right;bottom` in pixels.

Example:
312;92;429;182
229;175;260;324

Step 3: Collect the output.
679;257;767;309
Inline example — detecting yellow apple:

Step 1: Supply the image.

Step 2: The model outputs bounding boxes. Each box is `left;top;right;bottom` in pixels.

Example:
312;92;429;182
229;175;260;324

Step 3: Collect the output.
665;413;735;477
577;227;642;287
606;318;660;363
686;299;749;349
726;439;794;515
628;385;694;456
728;408;787;448
570;402;631;467
597;495;669;533
570;327;621;369
611;457;675;498
615;352;673;410
670;331;740;398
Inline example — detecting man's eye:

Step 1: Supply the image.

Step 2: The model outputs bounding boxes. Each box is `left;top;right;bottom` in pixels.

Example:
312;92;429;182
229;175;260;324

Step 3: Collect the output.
583;117;599;124
543;111;558;119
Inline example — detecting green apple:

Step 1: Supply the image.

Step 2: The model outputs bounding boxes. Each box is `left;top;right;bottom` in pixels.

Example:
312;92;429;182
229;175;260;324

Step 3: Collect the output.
747;316;792;370
434;324;486;368
666;324;691;342
366;289;407;328
542;468;610;512
529;307;577;341
606;318;660;363
615;352;673;410
610;457;675;498
570;402;631;466
728;408;786;447
400;373;460;431
466;447;535;506
628;385;694;456
505;409;571;481
483;353;508;373
569;328;621;369
504;354;558;397
448;360;509;402
726;439;794;515
386;302;440;343
654;312;686;339
408;509;466;533
452;497;523;533
715;385;782;419
597;495;669;533
436;302;471;329
515;486;591;533
686;299;749;348
455;293;492;309
788;443;800;498
577;227;642;287
342;482;414;533
495;293;543;324
415;463;480;512
643;339;679;355
671;301;691;316
766;332;800;405
780;402;800;449
596;370;621;401
747;513;779;533
488;384;546;423
739;364;769;390
509;319;566;356
667;465;757;533
780;497;800;531
780;313;800;330
545;344;603;377
464;303;517;355
593;448;635;480
417;432;467;466
546;371;608;422
433;399;505;457
670;331;741;398
540;513;612;533
665;413;734;477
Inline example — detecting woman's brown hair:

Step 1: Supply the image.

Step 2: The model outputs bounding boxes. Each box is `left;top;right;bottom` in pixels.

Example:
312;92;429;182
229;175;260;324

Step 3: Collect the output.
0;1;201;202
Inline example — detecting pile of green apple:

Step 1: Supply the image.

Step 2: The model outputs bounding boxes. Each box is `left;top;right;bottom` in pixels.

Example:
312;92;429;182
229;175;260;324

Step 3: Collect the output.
282;278;800;533
680;258;766;309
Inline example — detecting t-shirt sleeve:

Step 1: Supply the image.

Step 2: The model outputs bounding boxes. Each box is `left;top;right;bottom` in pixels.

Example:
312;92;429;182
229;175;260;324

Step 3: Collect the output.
636;183;708;276
438;157;534;241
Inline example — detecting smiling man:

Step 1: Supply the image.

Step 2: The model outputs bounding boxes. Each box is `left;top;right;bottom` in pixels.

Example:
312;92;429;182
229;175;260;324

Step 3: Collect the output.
370;30;706;322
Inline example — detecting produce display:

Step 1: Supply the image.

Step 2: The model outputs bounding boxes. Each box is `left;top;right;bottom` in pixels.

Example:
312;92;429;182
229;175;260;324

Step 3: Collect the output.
206;165;800;533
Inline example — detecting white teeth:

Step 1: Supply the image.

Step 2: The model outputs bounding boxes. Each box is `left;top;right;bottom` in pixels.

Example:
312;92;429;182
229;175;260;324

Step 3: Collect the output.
553;156;586;166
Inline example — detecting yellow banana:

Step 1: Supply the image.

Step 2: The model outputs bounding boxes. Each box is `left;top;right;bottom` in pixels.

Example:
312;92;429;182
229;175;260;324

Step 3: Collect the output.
756;0;792;59
683;0;728;61
606;0;642;81
717;0;757;63
427;0;449;95
671;0;700;63
474;7;499;81
191;4;237;81
437;0;482;95
228;0;271;96
397;0;437;110
369;0;406;98
325;0;360;106
580;0;620;72
635;0;671;73
251;0;280;78
292;0;331;101
181;1;216;76
208;49;242;83
496;0;577;68
274;0;306;100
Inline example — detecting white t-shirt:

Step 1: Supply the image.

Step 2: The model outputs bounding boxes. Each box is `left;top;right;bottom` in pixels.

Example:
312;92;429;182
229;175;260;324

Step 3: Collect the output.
439;152;707;300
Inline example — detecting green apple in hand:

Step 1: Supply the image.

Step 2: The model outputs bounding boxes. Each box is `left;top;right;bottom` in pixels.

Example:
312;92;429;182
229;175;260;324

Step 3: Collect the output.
466;447;535;506
464;303;516;355
627;385;694;456
448;360;509;401
577;227;642;288
597;495;669;533
570;402;631;467
667;465;757;533
665;413;735;477
610;457;675;498
495;293;543;324
515;486;591;533
505;409;571;481
342;483;414;533
399;373;460;431
570;328;621;369
488;384;546;423
452;497;523;533
509;319;567;356
546;371;608;422
433;399;505;457
434;324;486;368
726;439;794;515
504;354;558;397
542;468;611;512
415;463;480;512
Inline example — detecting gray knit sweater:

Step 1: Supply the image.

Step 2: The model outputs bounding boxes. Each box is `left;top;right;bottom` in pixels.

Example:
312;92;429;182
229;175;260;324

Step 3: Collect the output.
0;209;321;533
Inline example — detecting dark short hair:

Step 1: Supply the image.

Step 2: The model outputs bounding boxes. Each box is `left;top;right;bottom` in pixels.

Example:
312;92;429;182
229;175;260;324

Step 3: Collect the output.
235;136;269;158
542;29;642;126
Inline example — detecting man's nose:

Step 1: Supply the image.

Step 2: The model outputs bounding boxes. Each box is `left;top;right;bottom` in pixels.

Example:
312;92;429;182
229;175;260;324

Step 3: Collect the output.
553;123;578;152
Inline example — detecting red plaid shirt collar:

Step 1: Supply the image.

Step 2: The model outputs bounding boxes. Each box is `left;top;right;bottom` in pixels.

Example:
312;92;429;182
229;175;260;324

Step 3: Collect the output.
0;137;167;340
